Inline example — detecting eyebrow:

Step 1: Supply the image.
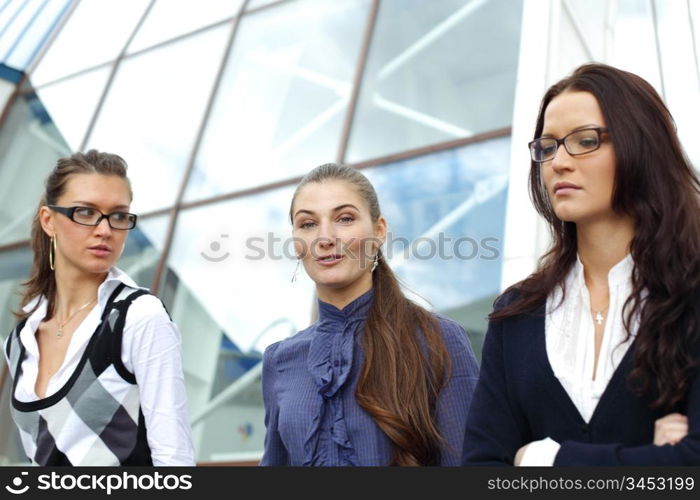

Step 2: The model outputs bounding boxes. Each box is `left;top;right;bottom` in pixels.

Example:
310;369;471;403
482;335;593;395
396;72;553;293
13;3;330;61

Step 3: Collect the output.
71;201;131;211
540;123;602;137
293;204;360;219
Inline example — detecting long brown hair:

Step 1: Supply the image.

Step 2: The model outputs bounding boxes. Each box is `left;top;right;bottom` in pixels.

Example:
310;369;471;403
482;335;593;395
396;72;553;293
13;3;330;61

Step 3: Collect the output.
494;63;700;410
290;163;451;465
16;149;132;322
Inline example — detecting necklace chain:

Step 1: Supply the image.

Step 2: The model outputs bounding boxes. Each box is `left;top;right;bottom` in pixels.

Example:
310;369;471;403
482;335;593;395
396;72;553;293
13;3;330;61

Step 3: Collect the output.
56;297;97;337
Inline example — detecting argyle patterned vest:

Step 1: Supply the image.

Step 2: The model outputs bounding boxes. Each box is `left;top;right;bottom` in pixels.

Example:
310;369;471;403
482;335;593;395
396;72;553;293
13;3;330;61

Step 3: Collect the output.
5;283;153;465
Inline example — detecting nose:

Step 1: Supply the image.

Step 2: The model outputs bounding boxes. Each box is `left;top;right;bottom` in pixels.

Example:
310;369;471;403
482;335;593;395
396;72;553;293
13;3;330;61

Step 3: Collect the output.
315;221;336;251
550;143;574;172
93;216;113;237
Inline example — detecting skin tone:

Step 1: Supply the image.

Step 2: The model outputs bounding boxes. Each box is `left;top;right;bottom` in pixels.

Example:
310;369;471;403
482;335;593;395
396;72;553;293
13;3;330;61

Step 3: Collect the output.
35;173;131;398
291;179;387;310
514;91;687;465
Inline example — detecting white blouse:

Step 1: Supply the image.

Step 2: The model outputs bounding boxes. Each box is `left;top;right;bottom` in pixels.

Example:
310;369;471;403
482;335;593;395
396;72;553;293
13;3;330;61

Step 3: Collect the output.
520;254;638;466
5;267;195;466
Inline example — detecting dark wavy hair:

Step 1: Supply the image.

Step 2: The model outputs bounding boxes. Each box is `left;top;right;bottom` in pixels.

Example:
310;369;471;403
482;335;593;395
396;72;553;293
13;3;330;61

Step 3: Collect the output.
493;63;700;410
290;163;451;465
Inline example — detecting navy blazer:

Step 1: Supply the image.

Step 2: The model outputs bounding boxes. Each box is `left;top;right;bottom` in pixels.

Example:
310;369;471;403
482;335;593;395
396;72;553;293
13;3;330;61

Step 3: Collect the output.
463;291;700;465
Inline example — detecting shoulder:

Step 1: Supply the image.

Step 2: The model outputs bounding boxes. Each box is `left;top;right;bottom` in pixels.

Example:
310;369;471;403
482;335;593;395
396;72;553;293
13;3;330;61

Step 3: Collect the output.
432;313;468;345
262;324;316;365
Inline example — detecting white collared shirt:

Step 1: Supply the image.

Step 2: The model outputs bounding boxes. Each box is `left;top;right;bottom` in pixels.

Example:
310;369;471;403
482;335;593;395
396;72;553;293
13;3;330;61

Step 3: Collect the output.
520;254;638;466
5;267;195;466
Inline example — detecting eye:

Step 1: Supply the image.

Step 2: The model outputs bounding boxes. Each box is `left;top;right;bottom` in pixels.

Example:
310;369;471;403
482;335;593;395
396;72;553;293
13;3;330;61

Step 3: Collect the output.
111;212;129;222
74;207;96;217
578;136;598;148
299;221;316;229
337;215;354;224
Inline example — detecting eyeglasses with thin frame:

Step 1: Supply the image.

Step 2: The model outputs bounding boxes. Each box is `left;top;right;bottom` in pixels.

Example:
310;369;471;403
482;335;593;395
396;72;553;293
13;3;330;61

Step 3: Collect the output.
528;127;609;163
48;205;138;230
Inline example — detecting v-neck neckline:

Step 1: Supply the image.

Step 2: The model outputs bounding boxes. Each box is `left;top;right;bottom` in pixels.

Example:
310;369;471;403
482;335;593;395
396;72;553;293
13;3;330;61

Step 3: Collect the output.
531;302;636;427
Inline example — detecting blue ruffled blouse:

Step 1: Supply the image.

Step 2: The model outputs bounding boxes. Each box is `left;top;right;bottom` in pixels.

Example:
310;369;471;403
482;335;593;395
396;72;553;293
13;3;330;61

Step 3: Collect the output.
260;289;480;466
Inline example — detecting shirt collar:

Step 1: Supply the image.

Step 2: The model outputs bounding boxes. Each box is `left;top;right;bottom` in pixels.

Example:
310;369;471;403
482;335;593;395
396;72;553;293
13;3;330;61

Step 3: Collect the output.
572;253;634;289
317;289;374;324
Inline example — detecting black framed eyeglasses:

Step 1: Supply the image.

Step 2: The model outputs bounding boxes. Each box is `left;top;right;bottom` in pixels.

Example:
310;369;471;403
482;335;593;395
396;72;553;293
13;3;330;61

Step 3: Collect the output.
48;205;138;230
528;127;608;163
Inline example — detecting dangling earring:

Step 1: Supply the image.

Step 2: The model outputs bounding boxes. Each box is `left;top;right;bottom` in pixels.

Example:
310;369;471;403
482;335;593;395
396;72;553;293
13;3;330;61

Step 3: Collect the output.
371;252;380;272
291;258;301;283
49;235;57;271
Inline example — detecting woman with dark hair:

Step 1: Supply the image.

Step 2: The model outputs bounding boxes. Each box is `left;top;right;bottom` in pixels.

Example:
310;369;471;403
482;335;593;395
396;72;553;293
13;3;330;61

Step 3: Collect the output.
260;163;479;466
4;150;194;465
463;63;700;466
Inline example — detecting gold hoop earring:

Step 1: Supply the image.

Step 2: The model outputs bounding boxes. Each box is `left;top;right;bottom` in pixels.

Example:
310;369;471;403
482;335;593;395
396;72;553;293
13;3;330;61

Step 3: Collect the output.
49;235;57;271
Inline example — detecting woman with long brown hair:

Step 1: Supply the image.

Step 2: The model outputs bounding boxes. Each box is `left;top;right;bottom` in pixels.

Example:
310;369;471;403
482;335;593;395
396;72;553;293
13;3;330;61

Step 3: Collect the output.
4;150;194;465
464;63;700;465
260;163;479;466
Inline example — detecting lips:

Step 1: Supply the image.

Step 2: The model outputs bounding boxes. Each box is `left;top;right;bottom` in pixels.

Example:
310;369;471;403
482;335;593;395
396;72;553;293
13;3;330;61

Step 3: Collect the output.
553;182;582;194
315;254;344;266
88;244;112;257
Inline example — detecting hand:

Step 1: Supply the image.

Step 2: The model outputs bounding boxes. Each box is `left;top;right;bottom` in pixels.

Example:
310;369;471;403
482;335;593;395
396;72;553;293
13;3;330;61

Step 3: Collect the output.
514;443;530;466
654;413;688;446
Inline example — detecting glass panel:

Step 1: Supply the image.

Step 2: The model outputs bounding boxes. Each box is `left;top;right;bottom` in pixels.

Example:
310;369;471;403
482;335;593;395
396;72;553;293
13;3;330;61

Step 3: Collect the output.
610;0;663;91
0;0;26;38
160;186;313;462
652;0;700;168
0;245;32;465
0;92;70;246
246;0;283;11
36;65;111;150
30;0;150;86
346;0;522;163
4;0;71;70
364;136;510;356
183;0;370;202
128;0;243;53
0;0;43;62
86;25;230;214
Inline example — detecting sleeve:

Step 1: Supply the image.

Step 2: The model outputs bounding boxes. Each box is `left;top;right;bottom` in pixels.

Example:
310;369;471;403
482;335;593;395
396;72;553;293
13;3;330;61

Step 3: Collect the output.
462;306;529;465
434;319;480;466
259;341;289;466
123;295;196;466
554;366;700;466
518;437;560;466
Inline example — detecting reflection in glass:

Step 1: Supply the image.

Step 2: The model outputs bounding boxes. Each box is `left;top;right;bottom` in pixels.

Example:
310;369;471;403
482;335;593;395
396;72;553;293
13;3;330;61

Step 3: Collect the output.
0;93;70;246
0;0;71;71
86;25;230;214
128;0;244;53
346;0;522;163
159;186;314;462
184;0;370;202
31;0;150;86
364;136;511;355
36;66;112;150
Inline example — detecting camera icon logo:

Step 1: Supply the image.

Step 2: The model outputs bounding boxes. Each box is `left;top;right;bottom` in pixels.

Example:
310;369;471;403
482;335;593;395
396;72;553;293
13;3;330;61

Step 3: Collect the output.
5;471;29;495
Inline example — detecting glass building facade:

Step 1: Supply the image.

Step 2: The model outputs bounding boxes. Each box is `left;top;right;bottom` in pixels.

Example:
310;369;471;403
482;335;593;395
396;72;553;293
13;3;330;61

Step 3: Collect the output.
0;0;698;465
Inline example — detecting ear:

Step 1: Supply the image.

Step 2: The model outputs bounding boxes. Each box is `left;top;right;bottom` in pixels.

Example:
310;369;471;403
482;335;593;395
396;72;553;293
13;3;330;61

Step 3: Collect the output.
373;216;387;247
38;206;55;238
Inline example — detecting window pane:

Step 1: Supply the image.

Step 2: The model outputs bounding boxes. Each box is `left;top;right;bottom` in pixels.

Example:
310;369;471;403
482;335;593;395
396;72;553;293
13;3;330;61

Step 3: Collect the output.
346;0;522;163
160;187;314;462
4;0;71;70
30;0;150;86
86;25;230;213
364;136;510;356
128;0;243;53
36;65;111;150
183;0;370;202
0;93;70;246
